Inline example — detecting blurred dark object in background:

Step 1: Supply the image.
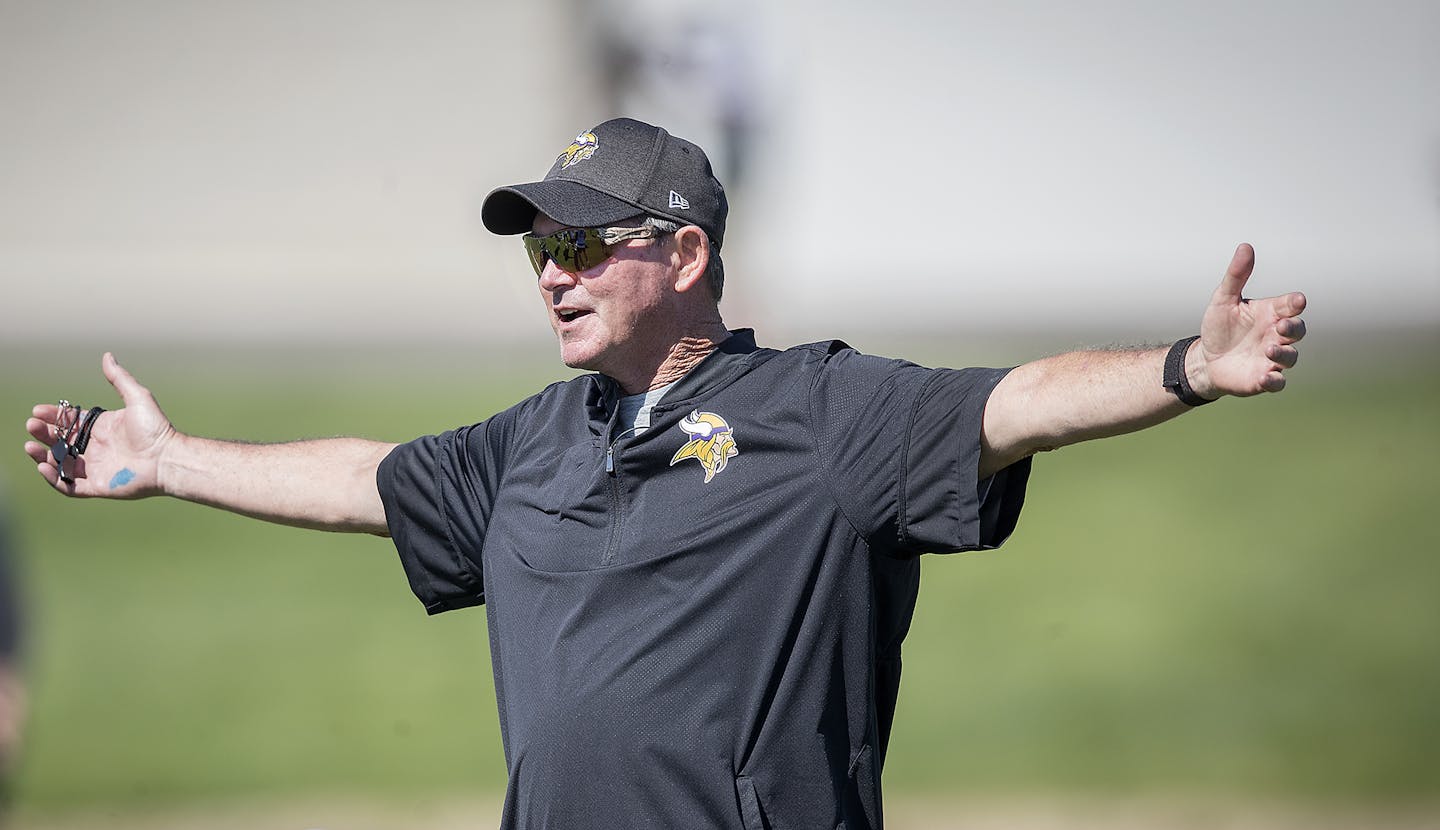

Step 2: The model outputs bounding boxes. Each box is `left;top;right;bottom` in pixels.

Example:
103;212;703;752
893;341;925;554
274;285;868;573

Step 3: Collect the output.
0;489;26;810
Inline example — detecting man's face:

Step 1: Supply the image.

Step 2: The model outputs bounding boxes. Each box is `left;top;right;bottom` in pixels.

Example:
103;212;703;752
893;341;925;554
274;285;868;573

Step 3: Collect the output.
532;214;677;378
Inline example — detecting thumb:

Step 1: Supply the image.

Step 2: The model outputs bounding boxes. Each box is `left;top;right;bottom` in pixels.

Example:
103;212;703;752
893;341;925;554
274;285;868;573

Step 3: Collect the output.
101;352;152;407
1213;242;1255;304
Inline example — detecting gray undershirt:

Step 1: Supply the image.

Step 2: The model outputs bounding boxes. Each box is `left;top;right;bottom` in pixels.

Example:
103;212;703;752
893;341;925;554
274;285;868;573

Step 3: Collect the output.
615;382;675;438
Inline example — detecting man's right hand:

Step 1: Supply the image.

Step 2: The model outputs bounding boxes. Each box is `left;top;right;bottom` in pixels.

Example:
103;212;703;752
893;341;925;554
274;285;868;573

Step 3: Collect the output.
24;352;175;499
24;353;396;533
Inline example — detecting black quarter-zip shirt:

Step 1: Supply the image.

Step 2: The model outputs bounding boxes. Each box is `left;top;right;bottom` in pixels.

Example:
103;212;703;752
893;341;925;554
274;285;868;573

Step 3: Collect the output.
378;329;1032;829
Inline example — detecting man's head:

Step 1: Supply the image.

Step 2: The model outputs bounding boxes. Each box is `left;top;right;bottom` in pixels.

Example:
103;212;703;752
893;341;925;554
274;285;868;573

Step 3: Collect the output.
482;118;727;302
481;120;730;388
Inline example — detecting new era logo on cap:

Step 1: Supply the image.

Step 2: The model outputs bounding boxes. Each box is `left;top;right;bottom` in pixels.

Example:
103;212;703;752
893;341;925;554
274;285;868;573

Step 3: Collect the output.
669;190;690;210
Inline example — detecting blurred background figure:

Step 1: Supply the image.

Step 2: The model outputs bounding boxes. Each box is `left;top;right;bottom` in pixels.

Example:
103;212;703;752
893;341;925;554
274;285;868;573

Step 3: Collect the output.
0;488;25;813
571;0;762;196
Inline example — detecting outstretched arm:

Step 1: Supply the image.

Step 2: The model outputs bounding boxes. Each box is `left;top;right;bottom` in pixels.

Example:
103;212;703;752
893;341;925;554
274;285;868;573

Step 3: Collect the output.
23;353;396;534
979;243;1307;478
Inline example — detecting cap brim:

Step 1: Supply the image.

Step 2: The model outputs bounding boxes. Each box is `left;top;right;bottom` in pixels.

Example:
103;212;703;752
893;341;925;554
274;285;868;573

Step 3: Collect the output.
481;180;646;236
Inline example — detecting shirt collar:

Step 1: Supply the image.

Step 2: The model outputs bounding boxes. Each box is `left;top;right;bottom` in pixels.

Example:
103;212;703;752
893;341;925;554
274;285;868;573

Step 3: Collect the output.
585;329;764;429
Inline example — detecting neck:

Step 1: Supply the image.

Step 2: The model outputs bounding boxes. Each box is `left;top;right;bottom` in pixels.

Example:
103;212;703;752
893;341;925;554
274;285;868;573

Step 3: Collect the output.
650;332;726;389
615;321;731;395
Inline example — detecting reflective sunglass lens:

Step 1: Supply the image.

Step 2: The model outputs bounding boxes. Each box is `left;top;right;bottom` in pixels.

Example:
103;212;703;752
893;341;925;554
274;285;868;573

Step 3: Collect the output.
525;229;608;277
524;238;547;275
523;225;660;277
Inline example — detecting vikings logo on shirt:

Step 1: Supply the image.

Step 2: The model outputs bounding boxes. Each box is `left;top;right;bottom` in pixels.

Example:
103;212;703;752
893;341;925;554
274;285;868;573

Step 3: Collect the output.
670;411;739;484
558;131;599;169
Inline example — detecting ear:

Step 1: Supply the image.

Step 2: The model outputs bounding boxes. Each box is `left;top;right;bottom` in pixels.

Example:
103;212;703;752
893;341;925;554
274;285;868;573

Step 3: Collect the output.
672;225;711;294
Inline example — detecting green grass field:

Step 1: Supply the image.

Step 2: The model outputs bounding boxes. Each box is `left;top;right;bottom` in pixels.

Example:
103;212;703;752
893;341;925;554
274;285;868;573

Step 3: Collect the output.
2;333;1437;817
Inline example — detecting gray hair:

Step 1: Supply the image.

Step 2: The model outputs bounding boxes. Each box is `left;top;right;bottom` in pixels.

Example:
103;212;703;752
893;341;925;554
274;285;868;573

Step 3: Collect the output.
642;216;725;303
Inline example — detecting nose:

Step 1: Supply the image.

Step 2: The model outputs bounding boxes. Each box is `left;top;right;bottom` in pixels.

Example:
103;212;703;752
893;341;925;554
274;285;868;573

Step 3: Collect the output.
537;261;578;292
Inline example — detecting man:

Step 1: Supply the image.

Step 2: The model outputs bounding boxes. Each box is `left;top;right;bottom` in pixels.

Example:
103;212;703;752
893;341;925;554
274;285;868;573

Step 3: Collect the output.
23;118;1306;828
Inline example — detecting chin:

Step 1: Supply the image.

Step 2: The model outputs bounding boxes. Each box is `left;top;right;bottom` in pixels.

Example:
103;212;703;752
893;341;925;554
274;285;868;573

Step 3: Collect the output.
557;341;604;372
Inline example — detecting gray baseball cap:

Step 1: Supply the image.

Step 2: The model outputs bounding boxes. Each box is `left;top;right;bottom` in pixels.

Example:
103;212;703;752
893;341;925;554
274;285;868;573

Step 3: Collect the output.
481;118;728;249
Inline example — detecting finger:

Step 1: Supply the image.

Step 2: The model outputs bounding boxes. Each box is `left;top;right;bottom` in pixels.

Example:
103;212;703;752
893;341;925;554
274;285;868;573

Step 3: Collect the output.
32;455;77;495
31;403;61;423
1276;291;1307;318
102;352;150;407
1259;371;1287;393
26;417;57;444
1266;344;1299;369
23;440;51;465
23;440;79;486
1213;243;1255;304
34;460;60;489
1277;317;1307;343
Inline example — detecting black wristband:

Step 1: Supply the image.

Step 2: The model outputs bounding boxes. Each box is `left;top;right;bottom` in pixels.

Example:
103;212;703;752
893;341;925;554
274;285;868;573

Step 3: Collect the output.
1162;336;1214;407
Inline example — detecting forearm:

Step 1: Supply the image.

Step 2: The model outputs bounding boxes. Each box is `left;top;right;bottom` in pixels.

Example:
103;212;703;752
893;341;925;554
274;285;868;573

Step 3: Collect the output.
159;434;397;534
980;342;1207;477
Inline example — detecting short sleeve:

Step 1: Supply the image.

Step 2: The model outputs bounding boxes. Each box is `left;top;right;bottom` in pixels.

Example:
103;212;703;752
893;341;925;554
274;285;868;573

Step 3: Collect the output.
899;367;1031;554
810;346;1031;556
377;408;517;615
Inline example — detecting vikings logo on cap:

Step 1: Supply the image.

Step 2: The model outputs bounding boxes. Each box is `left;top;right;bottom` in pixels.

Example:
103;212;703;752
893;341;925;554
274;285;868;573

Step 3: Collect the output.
558;131;599;170
670;411;739;484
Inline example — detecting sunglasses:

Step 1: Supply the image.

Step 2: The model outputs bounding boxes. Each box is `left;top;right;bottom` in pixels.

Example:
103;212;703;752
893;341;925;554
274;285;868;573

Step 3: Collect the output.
522;225;663;277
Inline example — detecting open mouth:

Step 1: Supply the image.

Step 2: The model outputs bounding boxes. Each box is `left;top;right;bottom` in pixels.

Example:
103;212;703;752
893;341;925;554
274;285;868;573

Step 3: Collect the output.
556;309;593;324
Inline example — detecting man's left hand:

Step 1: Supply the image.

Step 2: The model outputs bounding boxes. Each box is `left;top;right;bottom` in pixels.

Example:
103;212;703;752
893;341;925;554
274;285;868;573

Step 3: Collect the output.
1189;243;1308;399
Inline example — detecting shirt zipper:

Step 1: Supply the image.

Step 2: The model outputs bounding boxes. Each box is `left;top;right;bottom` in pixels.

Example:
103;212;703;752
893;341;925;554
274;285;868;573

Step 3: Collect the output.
601;426;640;565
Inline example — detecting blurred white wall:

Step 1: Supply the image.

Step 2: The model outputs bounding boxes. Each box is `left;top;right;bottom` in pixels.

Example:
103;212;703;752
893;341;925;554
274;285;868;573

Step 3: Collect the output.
1;0;1435;348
